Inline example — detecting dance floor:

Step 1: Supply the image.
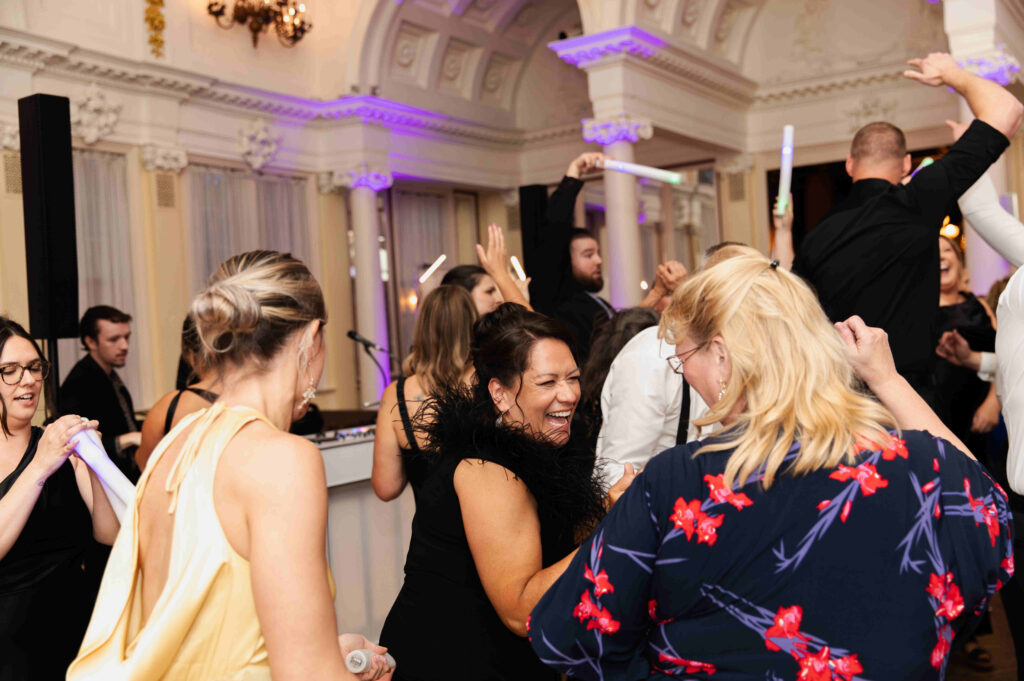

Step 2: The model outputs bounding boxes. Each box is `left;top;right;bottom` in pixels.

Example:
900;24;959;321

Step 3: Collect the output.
947;595;1018;679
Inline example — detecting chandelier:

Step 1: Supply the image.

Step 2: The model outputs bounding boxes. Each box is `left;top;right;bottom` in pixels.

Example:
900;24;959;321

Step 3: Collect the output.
207;0;312;48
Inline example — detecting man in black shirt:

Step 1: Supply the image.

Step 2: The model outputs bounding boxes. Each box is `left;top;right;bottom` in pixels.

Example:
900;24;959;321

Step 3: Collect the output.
60;305;142;482
793;52;1022;401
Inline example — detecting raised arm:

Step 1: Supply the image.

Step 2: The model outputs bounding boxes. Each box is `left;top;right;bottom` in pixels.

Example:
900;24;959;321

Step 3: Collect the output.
905;53;1023;139
771;194;795;271
476;224;532;310
958;168;1024;267
836;316;973;459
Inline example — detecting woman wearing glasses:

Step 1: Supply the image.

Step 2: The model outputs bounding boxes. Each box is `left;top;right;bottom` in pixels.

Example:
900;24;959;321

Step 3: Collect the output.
0;317;119;681
528;249;1012;679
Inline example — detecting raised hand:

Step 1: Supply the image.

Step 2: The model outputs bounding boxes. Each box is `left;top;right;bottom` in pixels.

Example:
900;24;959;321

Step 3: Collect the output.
834;316;899;389
773;193;794;231
656;261;688;295
607;462;638;510
566;152;610;179
475;223;508;278
903;52;961;87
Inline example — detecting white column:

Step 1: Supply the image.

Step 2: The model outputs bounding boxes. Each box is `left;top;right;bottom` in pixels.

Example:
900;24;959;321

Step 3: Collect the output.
584;115;652;308
342;165;393;404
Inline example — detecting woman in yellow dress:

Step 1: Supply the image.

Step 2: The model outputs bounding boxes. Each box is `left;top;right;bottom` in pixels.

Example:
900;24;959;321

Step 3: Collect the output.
68;250;392;681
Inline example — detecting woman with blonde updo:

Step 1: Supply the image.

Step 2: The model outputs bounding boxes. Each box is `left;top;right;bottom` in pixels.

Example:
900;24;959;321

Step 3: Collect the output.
529;249;1012;679
68;251;391;681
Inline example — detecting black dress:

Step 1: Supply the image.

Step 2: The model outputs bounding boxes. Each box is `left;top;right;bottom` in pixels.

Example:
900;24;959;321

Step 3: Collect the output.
934;293;996;458
379;389;606;681
0;428;94;681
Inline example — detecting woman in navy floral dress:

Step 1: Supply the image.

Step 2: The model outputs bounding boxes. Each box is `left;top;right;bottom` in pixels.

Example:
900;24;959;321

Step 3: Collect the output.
528;250;1013;680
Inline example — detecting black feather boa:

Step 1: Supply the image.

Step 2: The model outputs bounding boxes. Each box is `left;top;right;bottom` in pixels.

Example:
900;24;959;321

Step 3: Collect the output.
408;386;608;563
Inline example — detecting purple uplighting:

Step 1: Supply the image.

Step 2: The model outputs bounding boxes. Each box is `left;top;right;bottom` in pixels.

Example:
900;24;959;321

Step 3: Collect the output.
959;49;1021;86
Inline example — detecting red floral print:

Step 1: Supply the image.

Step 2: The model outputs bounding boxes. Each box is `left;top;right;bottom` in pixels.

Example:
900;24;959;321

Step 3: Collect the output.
764;605;803;651
584;565;614;597
964;479;1001;546
830;462;888;496
796;646;832;681
834;654;864;681
927;573;964;621
648;599;658;621
585;604;621;635
671;497;703;540
881;436;908;460
696;513;724;546
840;500;853;523
657;653;717;674
931;629;951;668
704;474;754;510
1003;556;1015;578
573;590;597;622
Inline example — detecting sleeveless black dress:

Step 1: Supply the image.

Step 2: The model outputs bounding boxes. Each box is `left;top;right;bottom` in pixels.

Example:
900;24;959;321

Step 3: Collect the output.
0;428;94;681
379;388;605;681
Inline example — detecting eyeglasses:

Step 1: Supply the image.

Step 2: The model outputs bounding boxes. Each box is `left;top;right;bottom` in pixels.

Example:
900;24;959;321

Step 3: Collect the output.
666;344;704;375
0;360;51;385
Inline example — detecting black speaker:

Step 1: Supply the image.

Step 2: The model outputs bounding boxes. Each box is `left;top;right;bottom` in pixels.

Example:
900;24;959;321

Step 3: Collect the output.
18;94;79;339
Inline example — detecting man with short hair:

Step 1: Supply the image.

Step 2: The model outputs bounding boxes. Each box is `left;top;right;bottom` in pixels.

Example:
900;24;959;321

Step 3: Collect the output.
793;52;1023;403
60;305;142;482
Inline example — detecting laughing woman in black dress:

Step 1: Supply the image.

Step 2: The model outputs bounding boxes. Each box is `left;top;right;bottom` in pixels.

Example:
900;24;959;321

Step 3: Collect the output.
0;318;119;681
379;304;630;681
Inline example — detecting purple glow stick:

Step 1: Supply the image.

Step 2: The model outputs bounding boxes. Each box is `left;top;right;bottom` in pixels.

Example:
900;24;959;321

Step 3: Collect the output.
71;427;135;523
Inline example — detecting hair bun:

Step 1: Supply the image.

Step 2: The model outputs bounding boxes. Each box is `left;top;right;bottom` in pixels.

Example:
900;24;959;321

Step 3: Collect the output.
191;278;262;357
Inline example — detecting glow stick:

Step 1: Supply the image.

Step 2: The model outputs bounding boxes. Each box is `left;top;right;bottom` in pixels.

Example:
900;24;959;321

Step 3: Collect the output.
346;650;396;674
418;254;447;284
910;157;933;179
596;159;682;185
510;255;527;281
775;125;794;217
71;428;135;523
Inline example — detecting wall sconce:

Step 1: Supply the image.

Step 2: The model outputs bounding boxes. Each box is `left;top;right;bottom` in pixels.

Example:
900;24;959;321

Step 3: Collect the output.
207;0;312;48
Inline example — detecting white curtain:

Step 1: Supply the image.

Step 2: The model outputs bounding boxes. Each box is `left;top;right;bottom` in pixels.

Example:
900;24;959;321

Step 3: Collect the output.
389;190;449;356
186;164;310;293
57;149;140;398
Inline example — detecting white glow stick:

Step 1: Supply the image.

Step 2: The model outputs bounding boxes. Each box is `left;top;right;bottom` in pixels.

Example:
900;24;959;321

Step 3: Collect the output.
596;159;682;185
775;125;794;217
509;255;527;281
418;254;447;284
71;428;135;523
346;650;396;674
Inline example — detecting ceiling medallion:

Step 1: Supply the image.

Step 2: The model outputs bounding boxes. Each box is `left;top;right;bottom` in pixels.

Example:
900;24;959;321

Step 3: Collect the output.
207;0;312;48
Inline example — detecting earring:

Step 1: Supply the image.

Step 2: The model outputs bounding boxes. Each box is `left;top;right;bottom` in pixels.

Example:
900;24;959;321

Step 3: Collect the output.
299;378;316;409
718;380;727;401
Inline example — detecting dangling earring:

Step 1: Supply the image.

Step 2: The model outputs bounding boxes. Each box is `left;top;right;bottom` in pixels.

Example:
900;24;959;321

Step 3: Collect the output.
718;380;727;401
495;410;506;427
299;378;316;409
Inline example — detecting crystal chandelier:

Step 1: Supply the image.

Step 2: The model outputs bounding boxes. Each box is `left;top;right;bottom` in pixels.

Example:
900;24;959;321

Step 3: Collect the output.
207;0;312;48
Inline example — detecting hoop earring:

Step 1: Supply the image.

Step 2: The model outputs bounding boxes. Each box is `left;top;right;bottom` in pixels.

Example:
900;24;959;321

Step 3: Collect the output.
718;380;727;401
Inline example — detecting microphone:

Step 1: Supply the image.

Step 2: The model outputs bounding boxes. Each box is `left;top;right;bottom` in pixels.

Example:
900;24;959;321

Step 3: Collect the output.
347;330;387;352
345;650;396;674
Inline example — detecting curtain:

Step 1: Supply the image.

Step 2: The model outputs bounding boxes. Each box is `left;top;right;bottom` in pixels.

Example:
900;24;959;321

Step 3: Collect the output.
186;164;310;294
57;149;140;398
389;190;449;357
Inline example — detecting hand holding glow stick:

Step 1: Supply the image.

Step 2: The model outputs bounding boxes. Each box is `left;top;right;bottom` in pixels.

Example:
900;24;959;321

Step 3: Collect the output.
775;125;794;217
71;426;135;523
345;650;396;674
596;159;682;185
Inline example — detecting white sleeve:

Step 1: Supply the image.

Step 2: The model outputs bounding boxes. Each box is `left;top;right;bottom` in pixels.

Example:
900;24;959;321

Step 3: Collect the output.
996;270;1024;494
977;352;997;383
958;174;1024;267
596;344;681;489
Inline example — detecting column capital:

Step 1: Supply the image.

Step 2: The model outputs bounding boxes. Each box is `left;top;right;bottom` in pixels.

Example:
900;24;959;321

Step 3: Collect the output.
1;121;18;151
141;144;188;173
582;114;653;145
320;163;394;194
959;46;1021;86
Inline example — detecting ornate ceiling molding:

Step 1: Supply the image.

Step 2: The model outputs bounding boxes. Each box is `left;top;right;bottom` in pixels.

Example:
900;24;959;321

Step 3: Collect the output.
318;163;394;194
548;25;756;106
141;144;188;173
582;114;653;145
753;66;905;105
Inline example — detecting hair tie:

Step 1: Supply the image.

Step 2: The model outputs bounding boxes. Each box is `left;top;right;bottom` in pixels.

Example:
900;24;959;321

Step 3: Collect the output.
770;259;780;270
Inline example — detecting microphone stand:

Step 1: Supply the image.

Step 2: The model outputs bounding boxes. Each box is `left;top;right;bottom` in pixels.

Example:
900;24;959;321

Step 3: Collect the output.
362;343;391;389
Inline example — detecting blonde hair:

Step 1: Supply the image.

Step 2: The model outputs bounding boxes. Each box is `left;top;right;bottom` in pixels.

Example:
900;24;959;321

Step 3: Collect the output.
402;285;476;393
191;250;326;375
660;248;896;489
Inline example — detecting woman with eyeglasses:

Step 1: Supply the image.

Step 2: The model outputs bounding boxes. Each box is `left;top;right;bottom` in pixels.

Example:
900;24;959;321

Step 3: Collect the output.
528;249;1012;679
0;317;120;681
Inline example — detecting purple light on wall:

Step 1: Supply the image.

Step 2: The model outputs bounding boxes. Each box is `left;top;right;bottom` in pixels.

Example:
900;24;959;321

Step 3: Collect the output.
548;26;667;67
959;50;1021;86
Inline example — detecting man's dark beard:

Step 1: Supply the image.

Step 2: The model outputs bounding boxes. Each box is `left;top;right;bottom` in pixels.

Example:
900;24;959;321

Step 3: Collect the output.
574;273;604;293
